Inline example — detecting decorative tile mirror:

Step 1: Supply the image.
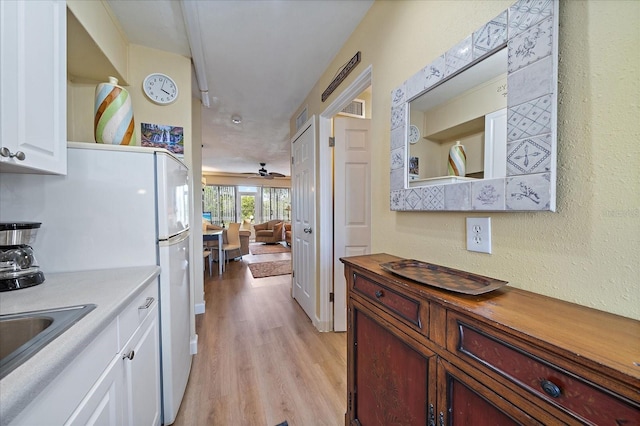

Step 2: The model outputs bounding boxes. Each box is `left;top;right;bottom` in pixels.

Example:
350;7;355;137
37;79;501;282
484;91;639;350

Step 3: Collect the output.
390;0;559;212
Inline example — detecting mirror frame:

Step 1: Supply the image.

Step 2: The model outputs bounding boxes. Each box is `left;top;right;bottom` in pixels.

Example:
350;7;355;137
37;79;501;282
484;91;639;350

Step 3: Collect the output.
390;0;559;212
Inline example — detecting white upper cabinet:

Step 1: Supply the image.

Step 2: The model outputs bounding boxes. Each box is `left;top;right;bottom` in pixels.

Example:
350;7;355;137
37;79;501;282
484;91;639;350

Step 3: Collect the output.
0;0;67;174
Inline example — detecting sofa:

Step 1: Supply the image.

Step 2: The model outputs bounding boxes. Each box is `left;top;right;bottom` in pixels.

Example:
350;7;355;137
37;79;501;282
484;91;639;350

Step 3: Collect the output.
253;220;284;244
202;221;250;259
284;223;291;246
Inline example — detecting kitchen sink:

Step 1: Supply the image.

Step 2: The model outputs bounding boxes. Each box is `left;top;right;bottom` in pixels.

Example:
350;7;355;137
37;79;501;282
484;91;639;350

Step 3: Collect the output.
0;304;96;379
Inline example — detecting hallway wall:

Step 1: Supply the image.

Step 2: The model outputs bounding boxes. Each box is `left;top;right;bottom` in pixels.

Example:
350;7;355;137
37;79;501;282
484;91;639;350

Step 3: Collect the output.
291;1;640;320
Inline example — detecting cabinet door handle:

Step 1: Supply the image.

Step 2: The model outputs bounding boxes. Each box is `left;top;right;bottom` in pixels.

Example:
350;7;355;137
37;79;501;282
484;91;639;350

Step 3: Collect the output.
138;297;154;310
428;404;435;426
540;379;561;398
123;350;135;360
0;147;26;161
439;411;444;426
374;290;384;298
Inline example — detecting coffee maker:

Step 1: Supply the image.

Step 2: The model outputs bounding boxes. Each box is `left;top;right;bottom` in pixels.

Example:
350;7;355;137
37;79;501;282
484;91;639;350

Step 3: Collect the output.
0;222;45;291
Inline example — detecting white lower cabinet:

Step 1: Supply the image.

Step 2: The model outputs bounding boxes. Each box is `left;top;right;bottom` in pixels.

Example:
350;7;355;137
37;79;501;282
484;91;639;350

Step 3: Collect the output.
123;302;161;426
66;301;160;426
9;281;161;426
64;356;124;426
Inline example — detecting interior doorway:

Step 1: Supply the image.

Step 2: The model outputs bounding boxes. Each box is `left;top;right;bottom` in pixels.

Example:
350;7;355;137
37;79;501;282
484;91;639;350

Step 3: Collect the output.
317;65;373;332
332;115;372;331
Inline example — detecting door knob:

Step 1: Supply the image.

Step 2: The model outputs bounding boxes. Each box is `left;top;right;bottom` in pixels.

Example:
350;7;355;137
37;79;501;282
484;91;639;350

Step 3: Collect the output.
303;227;312;234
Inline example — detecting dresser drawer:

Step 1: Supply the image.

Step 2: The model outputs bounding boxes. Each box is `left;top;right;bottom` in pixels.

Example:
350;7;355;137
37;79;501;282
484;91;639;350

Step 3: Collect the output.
448;314;640;425
352;273;425;332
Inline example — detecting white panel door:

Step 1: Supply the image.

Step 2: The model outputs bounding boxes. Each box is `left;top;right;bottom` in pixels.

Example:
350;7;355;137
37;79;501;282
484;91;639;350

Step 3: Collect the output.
292;119;316;323
333;117;372;332
484;108;507;179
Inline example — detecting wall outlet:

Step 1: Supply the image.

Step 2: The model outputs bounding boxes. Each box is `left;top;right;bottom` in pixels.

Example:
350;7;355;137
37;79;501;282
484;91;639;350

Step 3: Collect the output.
466;217;492;254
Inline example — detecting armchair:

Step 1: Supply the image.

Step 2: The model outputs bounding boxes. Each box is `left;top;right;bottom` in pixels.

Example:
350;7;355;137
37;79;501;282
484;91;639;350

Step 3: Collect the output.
254;220;284;244
284;223;291;246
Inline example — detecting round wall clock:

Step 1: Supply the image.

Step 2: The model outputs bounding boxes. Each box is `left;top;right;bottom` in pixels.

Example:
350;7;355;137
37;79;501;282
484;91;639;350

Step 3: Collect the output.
409;124;420;144
143;73;178;105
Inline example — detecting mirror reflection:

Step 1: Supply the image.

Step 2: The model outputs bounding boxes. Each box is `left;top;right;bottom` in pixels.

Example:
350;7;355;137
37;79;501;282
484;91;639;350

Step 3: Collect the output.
408;48;507;187
390;0;558;212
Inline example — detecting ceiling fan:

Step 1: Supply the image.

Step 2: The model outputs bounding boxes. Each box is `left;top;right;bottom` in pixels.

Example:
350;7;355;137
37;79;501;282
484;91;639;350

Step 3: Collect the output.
246;163;286;179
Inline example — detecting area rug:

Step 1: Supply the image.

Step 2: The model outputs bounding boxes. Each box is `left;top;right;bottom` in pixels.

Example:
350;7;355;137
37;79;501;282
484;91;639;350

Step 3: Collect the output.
248;260;292;278
250;243;290;255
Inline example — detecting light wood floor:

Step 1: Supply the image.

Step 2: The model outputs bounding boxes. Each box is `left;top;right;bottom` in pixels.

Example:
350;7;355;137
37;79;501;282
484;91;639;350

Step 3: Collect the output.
173;250;347;426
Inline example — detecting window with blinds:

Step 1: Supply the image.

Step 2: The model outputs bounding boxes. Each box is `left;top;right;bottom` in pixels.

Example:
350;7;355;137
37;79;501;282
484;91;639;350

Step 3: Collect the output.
262;187;290;222
203;185;290;226
203;185;236;226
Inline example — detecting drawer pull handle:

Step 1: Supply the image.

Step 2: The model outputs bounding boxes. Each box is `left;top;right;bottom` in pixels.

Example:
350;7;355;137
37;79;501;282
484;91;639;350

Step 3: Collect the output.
138;297;154;310
541;379;561;398
123;350;135;361
374;290;384;298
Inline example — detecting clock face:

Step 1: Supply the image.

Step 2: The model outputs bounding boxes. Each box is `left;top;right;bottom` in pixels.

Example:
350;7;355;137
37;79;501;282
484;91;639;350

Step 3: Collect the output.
409;125;420;144
143;73;178;105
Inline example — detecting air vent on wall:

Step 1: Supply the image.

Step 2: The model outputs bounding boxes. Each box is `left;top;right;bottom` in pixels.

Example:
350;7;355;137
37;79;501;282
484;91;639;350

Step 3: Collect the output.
296;107;308;132
338;99;365;118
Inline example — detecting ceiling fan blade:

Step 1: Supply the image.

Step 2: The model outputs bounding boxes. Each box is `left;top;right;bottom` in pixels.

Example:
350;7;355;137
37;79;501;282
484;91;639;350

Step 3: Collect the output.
269;172;286;178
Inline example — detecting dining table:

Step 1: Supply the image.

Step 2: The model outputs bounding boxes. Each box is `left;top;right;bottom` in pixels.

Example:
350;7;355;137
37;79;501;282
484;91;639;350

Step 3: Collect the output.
203;229;224;275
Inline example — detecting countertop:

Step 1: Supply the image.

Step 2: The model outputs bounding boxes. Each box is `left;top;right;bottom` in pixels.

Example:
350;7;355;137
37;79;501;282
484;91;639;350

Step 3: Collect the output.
0;265;160;425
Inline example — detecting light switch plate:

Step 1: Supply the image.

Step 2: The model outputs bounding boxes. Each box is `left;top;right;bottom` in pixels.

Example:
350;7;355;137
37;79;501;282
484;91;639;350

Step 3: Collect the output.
466;217;492;254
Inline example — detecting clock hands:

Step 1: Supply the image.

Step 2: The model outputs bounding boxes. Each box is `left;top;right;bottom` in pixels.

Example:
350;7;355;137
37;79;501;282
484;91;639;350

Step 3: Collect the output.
160;79;171;95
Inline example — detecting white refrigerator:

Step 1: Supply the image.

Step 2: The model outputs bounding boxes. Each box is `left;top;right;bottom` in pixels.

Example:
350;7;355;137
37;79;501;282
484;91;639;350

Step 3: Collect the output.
0;142;193;425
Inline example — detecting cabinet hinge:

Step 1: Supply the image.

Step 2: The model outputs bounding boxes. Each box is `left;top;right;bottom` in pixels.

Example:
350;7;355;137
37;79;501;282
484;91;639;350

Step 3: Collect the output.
329;137;335;147
348;391;353;412
292;270;295;278
291;155;294;165
329;292;334;302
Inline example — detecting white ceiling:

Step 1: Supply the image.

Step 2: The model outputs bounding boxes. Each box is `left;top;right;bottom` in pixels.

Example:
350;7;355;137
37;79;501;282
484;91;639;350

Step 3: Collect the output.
106;0;373;177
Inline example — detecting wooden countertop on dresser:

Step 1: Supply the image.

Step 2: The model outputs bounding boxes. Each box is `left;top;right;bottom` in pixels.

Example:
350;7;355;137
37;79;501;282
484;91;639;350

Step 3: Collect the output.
341;253;640;386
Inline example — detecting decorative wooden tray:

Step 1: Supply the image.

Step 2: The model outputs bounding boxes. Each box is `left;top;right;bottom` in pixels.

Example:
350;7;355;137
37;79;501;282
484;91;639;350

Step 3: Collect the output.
379;259;508;295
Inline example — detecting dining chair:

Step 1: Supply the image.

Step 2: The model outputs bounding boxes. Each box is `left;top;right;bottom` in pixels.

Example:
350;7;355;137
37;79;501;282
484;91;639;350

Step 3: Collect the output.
203;249;213;276
222;222;242;265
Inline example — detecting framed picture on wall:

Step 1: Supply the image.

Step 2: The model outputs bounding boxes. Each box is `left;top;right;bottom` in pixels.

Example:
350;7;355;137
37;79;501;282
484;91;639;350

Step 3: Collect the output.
141;123;184;156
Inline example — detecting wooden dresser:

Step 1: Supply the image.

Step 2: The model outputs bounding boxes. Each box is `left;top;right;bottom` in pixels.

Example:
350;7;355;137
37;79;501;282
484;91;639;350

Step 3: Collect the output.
341;253;639;426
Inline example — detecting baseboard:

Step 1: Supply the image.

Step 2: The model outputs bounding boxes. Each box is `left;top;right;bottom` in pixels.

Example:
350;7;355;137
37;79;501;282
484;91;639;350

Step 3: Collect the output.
190;334;198;355
195;302;205;315
316;319;333;332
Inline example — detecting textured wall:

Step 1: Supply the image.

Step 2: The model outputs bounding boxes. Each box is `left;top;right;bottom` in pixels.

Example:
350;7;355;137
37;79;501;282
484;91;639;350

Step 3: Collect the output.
293;1;639;319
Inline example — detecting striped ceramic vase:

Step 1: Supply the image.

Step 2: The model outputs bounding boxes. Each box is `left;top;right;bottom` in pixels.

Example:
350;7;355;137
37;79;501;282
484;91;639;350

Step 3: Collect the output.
94;77;135;145
448;141;466;177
